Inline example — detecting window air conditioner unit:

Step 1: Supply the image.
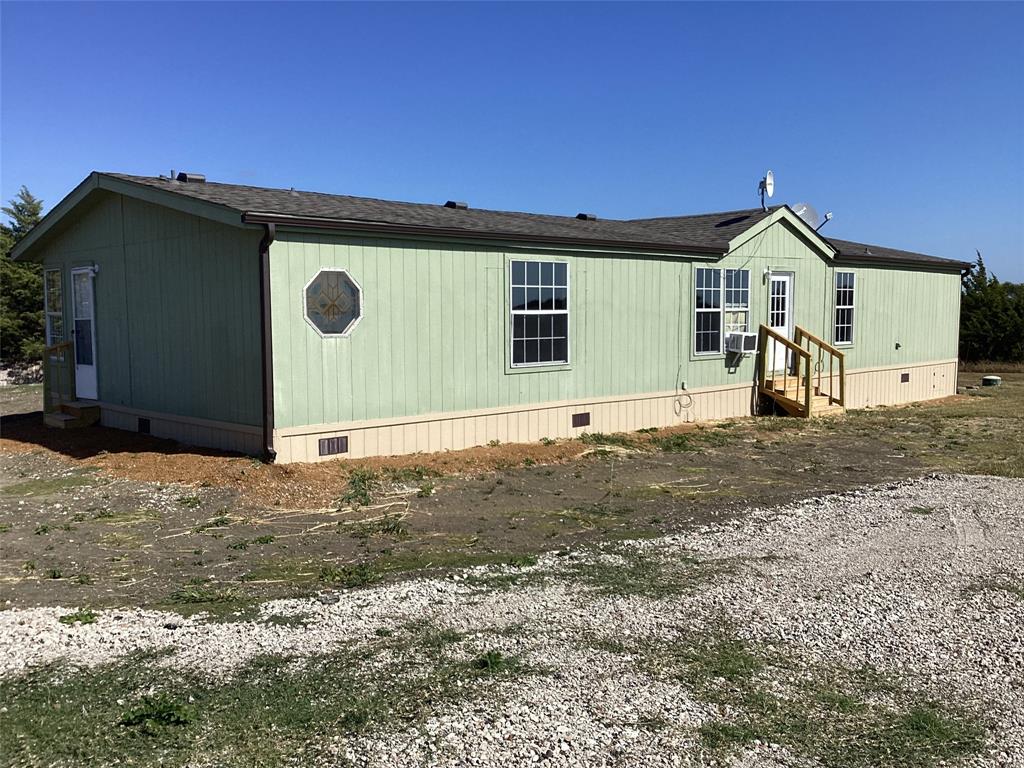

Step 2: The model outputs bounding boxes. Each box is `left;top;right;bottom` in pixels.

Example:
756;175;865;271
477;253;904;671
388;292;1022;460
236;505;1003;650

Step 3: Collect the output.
726;332;758;354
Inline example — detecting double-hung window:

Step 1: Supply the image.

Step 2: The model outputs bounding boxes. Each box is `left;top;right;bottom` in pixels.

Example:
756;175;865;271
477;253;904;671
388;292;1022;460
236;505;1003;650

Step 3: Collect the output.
834;271;855;345
695;267;750;354
44;269;64;347
510;260;569;366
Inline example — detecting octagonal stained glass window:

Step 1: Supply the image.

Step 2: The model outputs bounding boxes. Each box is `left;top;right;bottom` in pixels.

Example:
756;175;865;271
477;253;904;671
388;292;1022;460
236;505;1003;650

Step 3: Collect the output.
305;269;362;336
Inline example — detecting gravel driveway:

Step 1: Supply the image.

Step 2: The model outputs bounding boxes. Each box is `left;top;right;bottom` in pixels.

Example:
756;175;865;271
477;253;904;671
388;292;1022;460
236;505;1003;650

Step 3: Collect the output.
2;474;1022;767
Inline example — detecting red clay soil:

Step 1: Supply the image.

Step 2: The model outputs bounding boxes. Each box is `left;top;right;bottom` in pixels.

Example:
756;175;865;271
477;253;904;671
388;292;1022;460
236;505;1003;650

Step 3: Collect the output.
0;412;708;508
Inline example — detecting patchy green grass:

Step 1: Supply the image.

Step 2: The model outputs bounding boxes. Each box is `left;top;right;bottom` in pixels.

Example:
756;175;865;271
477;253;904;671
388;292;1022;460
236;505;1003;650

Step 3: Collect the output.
651;433;698;452
578;431;635;448
634;631;987;768
0;627;536;767
176;495;202;509
58;608;97;626
318;562;378;588
168;579;240;607
1;473;96;497
567;549;734;599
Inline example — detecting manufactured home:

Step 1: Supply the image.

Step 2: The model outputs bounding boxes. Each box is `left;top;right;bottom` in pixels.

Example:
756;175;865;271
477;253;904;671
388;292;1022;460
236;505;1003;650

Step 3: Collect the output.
13;172;969;462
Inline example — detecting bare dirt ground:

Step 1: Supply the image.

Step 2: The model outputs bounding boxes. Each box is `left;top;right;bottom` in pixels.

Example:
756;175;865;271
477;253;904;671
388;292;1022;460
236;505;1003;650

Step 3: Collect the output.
0;373;1021;767
0;373;1020;612
1;474;1021;767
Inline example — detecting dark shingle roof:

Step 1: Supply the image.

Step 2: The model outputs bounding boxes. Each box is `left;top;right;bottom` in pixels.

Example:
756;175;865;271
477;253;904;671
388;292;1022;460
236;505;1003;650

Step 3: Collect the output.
626;207;780;248
103;173;968;268
826;237;970;268
105;173;725;254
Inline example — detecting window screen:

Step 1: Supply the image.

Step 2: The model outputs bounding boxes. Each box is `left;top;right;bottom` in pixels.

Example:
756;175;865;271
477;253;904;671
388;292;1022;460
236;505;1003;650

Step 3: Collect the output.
510;260;569;366
834;272;855;345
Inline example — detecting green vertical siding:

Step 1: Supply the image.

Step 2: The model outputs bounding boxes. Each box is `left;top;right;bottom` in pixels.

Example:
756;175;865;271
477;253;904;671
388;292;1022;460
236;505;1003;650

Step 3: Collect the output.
270;221;962;431
38;192;263;426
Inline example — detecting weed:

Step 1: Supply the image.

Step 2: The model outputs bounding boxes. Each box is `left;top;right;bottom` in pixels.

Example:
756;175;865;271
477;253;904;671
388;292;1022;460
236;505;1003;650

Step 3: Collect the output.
488;439;501;447
227;539;249;551
34;523;50;535
417;481;435;497
177;495;202;509
253;535;276;545
193;515;231;533
470;649;517;674
651;433;697;452
74;573;93;585
58;609;97;626
119;695;195;733
579;431;634;448
522;458;536;467
22;560;35;572
636;427;660;434
0;523;11;533
540;437;556;446
342;469;377;506
318;563;378;588
44;568;63;580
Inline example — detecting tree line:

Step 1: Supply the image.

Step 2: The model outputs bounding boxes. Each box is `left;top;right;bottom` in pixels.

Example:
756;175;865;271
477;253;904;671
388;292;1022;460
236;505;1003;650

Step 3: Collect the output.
959;253;1024;363
0;186;1022;367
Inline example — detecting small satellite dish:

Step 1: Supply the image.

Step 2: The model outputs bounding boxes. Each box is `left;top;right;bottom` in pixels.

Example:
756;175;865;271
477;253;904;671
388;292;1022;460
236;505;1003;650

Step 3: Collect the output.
792;202;819;229
758;170;775;210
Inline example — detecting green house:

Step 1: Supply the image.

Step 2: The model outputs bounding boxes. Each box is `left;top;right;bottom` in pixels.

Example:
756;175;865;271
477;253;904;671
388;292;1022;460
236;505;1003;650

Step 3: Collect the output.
13;172;968;462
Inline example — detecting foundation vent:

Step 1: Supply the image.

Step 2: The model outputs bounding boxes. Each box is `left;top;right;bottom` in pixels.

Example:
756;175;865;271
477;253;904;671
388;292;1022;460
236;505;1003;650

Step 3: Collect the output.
900;372;911;383
319;436;349;456
137;417;151;435
571;412;591;428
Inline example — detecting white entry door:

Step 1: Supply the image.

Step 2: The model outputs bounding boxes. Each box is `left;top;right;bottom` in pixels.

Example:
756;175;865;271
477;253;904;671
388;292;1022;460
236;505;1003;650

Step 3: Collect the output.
71;268;98;400
767;273;793;373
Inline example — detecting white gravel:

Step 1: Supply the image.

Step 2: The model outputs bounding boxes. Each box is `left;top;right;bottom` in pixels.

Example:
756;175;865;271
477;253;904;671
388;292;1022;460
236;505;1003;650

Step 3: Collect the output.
2;473;1022;766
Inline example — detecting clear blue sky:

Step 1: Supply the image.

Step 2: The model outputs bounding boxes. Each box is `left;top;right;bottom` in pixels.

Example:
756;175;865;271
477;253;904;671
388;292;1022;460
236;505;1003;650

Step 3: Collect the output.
3;2;1022;278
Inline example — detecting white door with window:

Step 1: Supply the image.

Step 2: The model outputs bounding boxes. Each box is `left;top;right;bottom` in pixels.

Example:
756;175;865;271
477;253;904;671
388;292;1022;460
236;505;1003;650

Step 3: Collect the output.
767;273;793;373
71;268;98;400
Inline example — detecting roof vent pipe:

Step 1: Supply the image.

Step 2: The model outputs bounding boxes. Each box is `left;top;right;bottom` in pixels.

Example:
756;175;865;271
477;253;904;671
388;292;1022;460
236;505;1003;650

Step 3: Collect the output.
176;172;206;183
576;213;597;221
444;200;468;209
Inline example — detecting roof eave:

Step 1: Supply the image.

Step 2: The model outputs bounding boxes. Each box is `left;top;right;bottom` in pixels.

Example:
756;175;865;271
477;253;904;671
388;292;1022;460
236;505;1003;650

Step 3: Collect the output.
240;211;727;257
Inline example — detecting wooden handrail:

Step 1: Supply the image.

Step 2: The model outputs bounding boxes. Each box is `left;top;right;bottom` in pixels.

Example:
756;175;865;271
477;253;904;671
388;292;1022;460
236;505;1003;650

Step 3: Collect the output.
794;326;845;359
761;326;812;360
759;324;847;416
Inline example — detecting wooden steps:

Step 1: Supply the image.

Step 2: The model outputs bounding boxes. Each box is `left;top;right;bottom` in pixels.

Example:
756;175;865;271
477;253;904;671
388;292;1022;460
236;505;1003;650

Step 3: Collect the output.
44;400;100;429
757;325;847;419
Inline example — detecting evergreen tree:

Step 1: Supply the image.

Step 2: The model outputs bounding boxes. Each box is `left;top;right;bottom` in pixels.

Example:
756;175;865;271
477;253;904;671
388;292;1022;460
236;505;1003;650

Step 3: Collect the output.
1;186;45;364
960;251;1024;363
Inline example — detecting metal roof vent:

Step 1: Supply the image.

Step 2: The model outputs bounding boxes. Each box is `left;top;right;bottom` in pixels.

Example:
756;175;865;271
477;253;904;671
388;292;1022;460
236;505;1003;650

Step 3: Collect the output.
576;213;597;221
176;171;206;183
444;200;468;209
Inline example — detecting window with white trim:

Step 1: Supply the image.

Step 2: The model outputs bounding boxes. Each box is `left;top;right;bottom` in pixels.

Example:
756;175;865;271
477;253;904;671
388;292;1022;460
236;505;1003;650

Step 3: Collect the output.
44;269;64;347
510;260;568;366
834;271;855;345
724;268;750;335
695;267;750;354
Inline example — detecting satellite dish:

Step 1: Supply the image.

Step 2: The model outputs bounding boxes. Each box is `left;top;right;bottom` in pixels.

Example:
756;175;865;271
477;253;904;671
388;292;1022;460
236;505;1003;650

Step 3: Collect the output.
758;170;775;211
792;202;820;229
